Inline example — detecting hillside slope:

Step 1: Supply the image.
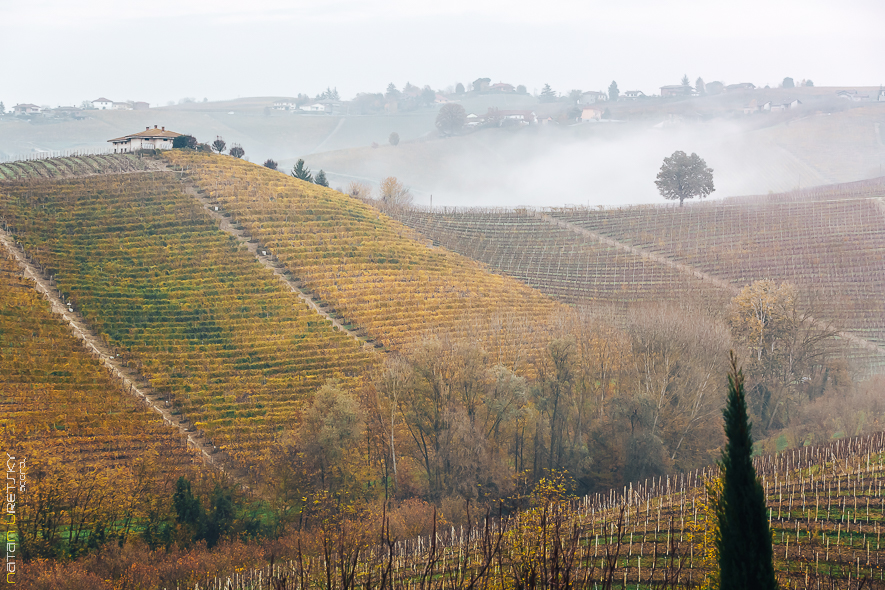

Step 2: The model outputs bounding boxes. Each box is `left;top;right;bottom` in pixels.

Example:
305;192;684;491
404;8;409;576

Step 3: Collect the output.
165;151;565;371
0;171;373;476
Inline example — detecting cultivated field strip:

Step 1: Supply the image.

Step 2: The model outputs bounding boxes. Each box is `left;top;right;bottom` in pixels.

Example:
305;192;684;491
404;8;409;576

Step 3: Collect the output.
0;154;163;180
0;172;374;475
550;197;885;354
209;432;885;590
0;252;193;472
164;152;564;371
391;207;733;314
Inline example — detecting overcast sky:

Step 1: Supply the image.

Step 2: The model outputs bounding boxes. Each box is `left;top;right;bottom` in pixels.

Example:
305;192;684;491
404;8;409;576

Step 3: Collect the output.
2;0;884;107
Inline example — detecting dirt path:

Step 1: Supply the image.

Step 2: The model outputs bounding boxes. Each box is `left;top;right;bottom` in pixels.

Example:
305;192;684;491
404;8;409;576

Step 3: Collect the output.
177;177;381;353
536;211;885;357
0;228;229;470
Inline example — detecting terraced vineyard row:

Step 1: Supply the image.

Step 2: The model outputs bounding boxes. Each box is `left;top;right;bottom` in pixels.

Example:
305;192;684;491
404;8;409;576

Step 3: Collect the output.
0;153;163;180
549;196;885;354
0;171;374;476
164;152;564;372
213;432;885;590
391;207;732;314
0;252;192;469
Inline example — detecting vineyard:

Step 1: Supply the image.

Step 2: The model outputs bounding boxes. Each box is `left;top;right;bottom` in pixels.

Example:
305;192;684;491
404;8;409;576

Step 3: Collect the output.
198;431;885;589
0;171;374;477
0;153;164;180
386;181;885;373
163;151;565;371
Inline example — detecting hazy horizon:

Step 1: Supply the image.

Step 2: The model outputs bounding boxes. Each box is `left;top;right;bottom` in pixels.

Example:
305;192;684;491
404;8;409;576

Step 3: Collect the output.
3;0;884;107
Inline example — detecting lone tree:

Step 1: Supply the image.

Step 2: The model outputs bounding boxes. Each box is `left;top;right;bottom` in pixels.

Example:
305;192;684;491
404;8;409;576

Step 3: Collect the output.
436;103;467;136
263;159;278;170
291;158;312;182
716;354;777;590
782;77;795;88
608;80;619;101
211;136;226;154
229;144;244;159
655;150;715;206
314;169;329;187
379;176;412;207
539;84;557;102
389;132;400;146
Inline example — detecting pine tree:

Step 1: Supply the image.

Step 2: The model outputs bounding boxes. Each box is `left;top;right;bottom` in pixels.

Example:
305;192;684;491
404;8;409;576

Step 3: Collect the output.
314;169;329;187
716;353;777;590
291;159;312;182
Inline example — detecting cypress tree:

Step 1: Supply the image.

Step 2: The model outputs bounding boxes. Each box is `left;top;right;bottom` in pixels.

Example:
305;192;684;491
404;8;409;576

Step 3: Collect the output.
717;353;777;590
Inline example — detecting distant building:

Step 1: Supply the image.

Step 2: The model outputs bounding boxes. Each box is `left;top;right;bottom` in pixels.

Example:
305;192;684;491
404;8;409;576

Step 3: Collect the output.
581;107;603;121
113;101;133;110
486;108;535;125
770;99;801;112
836;90;870;102
92;97;113;110
108;125;181;153
660;85;688;97
622;90;646;100
274;100;297;110
133;102;150;110
742;100;758;114
489;82;515;93
300;103;328;112
726;83;756;92
581;91;607;104
12;103;42;115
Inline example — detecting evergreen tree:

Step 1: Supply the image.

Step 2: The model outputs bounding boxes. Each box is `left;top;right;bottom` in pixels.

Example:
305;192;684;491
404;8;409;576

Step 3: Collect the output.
0;102;5;115
314;169;329;187
716;354;777;590
608;81;620;102
291;159;313;182
539;83;557;102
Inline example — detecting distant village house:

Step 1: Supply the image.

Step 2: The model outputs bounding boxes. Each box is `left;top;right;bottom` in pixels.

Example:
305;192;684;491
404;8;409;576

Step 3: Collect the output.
92;98;113;109
581;91;607;104
622;90;646;100
660;85;688;97
12;104;42;115
581;107;603;121
108;125;181;153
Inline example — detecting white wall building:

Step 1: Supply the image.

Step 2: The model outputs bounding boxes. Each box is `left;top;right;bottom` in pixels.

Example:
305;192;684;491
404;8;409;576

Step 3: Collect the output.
92;97;113;109
108;125;181;153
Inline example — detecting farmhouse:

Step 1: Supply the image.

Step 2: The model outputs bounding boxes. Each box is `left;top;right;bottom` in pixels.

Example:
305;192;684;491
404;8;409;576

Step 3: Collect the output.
12;104;42;115
660;85;688;97
108;125;181;153
581;91;607;104
92;98;113;109
622;90;646;100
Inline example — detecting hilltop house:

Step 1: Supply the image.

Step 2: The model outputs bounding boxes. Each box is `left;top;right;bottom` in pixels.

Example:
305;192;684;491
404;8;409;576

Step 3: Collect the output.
622;90;646;100
92;98;113;109
769;99;801;112
489;83;515;93
108;125;181;153
726;83;756;92
274;100;298;110
113;101;133;110
660;85;688;97
581;91;607;104
12;104;42;115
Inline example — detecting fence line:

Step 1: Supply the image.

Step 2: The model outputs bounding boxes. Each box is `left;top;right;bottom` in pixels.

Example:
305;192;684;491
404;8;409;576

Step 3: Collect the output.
0;147;114;163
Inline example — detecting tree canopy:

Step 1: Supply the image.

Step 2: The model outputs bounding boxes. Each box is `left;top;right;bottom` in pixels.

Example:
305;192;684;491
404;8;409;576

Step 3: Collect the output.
263;159;278;170
211;137;226;154
539;84;557;102
435;103;467;136
228;144;245;159
389;132;400;146
172;135;197;149
782;77;795;88
314;169;329;187
291;159;313;182
654;150;715;206
379;176;412;207
608;81;619;101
